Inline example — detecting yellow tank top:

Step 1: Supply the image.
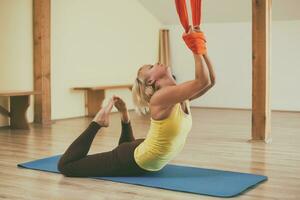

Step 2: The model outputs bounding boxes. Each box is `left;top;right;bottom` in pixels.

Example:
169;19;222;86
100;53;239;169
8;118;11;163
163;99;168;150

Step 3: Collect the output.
134;100;192;171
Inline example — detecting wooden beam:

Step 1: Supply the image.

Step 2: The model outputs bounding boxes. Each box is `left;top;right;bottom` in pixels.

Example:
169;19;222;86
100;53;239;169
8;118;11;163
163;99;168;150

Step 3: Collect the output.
158;29;170;67
33;0;51;125
0;90;40;96
73;84;133;91
252;0;272;142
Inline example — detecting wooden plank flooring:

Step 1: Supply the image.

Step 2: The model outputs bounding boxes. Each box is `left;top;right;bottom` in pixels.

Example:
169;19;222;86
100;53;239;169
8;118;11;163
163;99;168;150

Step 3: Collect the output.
0;108;299;200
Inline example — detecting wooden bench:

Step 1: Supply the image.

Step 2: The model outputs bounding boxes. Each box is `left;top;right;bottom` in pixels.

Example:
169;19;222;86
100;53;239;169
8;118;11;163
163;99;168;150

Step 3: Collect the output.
0;90;41;129
73;84;133;117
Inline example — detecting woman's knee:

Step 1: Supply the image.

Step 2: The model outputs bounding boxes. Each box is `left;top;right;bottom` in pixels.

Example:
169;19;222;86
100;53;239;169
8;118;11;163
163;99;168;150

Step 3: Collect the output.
57;159;73;177
58;165;76;177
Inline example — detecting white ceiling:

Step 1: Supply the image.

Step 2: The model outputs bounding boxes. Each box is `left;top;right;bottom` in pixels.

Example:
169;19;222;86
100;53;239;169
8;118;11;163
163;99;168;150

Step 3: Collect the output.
138;0;300;24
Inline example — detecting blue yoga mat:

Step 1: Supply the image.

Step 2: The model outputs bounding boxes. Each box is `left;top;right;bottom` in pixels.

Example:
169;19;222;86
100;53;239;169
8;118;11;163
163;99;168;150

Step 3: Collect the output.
18;155;267;198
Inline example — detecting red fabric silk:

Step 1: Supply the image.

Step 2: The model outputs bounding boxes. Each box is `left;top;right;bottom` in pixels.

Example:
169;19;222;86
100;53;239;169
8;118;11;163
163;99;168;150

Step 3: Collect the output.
175;0;190;33
182;31;206;55
175;0;205;54
175;0;202;33
191;0;201;27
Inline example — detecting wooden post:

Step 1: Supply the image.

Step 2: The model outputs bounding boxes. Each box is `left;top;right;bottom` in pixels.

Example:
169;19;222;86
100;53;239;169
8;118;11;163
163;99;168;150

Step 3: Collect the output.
33;0;51;125
252;0;272;142
158;29;170;67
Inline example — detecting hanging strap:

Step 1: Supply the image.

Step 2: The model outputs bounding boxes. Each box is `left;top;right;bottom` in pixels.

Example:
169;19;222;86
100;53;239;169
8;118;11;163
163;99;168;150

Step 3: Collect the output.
175;0;190;33
191;0;202;28
175;0;202;33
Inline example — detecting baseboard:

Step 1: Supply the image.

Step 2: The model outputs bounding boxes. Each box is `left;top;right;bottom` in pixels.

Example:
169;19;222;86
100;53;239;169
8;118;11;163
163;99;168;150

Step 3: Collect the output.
1;107;298;128
0;125;10;130
190;106;300;113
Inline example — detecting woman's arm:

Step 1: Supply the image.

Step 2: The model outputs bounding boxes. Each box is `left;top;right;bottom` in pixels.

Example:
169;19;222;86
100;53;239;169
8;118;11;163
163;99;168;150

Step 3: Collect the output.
150;50;211;107
203;53;216;84
189;52;216;101
192;26;216;84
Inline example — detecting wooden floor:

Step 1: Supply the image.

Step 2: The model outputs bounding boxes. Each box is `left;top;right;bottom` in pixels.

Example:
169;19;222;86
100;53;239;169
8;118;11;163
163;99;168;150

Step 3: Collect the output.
0;108;299;200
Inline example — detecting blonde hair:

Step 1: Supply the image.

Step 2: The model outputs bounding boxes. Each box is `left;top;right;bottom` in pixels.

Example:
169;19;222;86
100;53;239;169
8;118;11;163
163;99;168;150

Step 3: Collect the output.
132;66;156;116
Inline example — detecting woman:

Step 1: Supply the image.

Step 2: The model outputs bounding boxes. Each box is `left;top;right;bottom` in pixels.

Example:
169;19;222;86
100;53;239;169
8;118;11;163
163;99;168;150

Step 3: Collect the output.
58;27;216;177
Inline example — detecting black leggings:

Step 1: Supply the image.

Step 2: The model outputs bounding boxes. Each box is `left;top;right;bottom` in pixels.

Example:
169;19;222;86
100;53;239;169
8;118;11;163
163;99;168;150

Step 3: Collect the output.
57;121;149;177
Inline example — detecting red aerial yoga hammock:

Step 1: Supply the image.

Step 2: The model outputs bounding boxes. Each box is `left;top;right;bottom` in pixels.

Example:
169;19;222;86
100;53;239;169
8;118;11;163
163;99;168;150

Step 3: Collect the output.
175;0;207;55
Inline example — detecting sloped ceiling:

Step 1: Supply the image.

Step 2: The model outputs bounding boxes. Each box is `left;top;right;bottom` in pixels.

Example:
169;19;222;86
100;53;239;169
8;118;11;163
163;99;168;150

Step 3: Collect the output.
138;0;300;24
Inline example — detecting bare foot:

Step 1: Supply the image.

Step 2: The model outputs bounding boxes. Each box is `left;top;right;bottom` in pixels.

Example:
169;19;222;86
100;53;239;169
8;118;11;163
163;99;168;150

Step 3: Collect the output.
92;98;114;127
113;95;130;123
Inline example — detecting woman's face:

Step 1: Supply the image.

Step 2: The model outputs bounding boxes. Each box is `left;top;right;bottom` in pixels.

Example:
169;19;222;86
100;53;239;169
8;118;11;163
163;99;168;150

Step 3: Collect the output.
139;62;169;86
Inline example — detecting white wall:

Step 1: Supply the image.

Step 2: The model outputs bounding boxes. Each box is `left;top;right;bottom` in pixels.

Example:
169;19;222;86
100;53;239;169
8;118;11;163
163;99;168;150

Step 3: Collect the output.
0;0;34;126
51;0;162;119
0;0;162;126
1;1;299;128
166;20;300;111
